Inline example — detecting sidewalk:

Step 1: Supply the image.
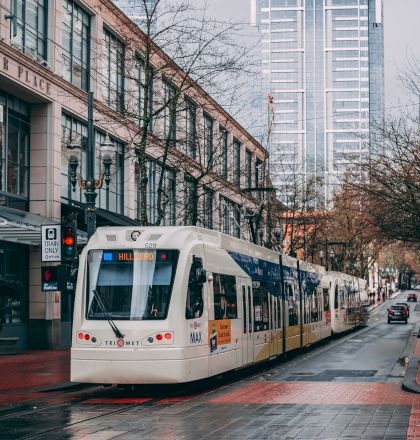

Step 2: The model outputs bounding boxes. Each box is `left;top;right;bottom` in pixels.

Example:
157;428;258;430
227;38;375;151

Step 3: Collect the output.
367;289;402;313
403;322;420;394
0;349;71;408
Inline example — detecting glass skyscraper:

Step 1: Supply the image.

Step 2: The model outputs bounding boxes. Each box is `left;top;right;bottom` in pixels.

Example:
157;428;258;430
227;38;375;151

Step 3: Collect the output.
251;0;384;208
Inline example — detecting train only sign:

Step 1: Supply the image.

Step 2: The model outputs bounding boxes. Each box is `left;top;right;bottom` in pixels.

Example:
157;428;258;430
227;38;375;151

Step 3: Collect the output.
41;225;61;262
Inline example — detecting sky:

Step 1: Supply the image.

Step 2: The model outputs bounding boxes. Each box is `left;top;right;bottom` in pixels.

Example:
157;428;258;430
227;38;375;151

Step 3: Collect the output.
202;0;420;111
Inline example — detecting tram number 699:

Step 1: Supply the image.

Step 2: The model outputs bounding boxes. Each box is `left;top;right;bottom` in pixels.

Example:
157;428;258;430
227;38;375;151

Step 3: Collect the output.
145;242;157;249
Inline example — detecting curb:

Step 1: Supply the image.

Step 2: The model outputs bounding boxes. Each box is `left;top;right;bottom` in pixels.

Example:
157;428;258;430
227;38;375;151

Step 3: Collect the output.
36;382;84;393
402;357;420;394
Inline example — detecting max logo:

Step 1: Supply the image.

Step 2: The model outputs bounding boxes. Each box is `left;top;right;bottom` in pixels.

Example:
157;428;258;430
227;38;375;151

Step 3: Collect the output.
190;331;202;344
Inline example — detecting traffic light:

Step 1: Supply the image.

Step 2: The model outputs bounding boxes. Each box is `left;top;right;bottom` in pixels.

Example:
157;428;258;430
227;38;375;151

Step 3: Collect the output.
61;220;77;262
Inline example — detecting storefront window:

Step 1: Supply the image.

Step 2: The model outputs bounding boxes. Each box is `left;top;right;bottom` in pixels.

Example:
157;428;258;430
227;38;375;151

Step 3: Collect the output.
0;242;28;326
0;93;29;200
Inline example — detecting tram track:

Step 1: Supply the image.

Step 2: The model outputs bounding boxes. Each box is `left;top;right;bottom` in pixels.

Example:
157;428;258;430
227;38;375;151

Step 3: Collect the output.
16;375;254;440
3;299;401;439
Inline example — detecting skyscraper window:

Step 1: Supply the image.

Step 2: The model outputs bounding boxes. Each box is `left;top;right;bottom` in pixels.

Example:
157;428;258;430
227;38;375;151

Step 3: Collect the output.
252;0;384;208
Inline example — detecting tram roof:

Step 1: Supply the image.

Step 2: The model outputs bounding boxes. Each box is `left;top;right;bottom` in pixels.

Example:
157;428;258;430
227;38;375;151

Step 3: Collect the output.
88;226;319;270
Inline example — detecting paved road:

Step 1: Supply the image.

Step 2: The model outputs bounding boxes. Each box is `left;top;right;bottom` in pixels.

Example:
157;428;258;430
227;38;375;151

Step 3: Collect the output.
1;291;419;440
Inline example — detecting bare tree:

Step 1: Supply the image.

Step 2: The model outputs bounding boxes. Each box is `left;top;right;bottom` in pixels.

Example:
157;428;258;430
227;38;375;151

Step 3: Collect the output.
328;181;390;278
276;169;330;259
340;112;420;245
96;0;258;226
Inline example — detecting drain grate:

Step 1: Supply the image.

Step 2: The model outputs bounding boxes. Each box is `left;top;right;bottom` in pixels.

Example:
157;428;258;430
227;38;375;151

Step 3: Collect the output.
286;369;377;381
290;372;315;376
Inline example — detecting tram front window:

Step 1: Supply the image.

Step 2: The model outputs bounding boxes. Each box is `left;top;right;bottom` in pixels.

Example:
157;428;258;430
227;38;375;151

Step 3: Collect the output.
86;250;179;320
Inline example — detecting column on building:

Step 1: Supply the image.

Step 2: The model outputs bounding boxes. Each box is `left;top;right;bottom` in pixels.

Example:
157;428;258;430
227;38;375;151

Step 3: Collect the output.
29;101;62;348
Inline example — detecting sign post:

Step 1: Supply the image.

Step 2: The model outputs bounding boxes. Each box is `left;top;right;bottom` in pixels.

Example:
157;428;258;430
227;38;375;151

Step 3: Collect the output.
41;225;61;262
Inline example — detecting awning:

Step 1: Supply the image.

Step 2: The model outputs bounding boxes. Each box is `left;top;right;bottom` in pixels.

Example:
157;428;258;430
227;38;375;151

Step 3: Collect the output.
0;206;87;246
96;208;141;227
62;197;141;228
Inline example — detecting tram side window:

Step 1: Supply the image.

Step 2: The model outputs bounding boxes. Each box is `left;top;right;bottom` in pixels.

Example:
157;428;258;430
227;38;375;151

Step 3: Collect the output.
213;274;237;319
185;263;204;320
252;281;269;331
312;290;319;322
340;289;345;308
323;288;330;311
304;290;310;324
334;285;338;309
287;284;298;326
242;286;247;333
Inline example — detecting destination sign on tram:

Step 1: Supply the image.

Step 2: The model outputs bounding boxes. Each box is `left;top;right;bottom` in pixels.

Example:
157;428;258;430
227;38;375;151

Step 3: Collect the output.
102;251;156;262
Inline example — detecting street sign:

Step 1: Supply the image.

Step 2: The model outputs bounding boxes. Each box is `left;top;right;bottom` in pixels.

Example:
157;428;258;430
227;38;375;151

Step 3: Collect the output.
41;225;61;262
41;266;59;291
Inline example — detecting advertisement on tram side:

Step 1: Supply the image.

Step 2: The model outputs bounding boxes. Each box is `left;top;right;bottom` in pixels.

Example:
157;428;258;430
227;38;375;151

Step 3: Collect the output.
208;320;231;353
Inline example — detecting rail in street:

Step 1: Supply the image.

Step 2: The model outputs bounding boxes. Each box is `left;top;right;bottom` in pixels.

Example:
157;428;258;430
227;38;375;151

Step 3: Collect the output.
1;291;420;439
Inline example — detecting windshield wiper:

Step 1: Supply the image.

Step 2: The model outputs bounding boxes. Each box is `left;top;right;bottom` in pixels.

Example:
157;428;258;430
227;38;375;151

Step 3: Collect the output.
92;289;124;339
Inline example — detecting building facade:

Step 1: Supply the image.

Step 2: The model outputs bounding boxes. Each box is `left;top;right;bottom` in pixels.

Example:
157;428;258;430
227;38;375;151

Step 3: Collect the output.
0;0;268;350
251;0;384;207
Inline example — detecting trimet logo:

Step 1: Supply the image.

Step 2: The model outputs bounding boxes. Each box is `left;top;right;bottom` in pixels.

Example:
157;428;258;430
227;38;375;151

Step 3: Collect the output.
117;339;125;347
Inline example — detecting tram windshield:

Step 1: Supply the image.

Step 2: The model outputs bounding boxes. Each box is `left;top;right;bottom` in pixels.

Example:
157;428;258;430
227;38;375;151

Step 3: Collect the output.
86;249;179;320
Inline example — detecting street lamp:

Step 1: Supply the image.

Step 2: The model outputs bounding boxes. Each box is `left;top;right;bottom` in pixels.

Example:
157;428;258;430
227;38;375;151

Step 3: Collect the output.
319;250;324;268
329;249;335;271
66;92;115;238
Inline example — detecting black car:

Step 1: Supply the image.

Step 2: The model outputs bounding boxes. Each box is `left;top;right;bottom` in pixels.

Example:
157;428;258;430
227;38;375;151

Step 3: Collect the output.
407;293;417;302
396;302;410;318
387;305;408;324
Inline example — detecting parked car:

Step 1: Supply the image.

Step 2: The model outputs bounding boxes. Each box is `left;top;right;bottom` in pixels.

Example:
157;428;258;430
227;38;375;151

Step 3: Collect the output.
407;293;417;302
387;305;408;324
396;302;410;318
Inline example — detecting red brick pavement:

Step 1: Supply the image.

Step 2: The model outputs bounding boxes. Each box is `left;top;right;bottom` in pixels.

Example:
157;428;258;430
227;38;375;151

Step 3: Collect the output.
0;349;69;391
209;382;420;406
414;340;420;358
210;382;420;439
0;349;70;407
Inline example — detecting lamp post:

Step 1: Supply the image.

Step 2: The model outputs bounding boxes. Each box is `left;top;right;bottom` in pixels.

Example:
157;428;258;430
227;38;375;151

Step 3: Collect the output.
66;92;115;239
319;250;324;268
329;248;335;271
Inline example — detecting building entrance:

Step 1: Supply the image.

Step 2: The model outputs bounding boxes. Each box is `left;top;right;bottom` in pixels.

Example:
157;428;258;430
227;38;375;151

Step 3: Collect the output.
0;241;29;349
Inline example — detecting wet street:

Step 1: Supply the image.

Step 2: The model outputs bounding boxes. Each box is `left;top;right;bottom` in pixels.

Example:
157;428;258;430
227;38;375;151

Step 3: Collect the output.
1;293;420;440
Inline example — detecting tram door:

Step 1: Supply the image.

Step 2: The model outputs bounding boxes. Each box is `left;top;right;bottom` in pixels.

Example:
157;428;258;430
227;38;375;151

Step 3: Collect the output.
271;296;281;356
241;280;254;365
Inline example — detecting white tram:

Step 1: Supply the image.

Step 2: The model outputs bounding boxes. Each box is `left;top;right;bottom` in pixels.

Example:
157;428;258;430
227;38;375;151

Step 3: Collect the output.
71;226;368;384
